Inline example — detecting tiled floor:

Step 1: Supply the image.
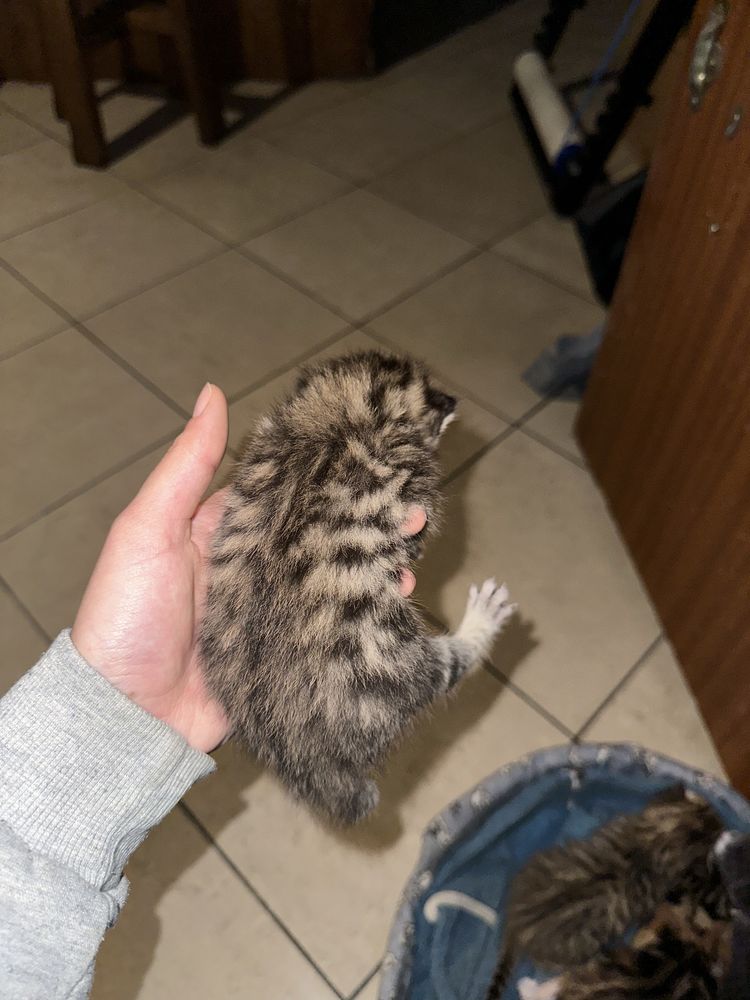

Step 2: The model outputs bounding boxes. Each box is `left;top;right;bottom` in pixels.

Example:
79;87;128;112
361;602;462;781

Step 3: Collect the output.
0;4;724;999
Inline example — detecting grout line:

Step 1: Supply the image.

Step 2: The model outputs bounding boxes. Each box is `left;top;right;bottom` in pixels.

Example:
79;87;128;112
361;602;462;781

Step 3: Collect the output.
359;327;517;425
0;325;68;364
75;245;227;324
73;323;191;418
131;163;355;248
0;432;177;545
0;135;48;160
354;245;483;327
179;803;346;999
236;244;354;323
0;574;51;643
1;252;193;421
0;257;78;326
483;660;574;739
421;608;573;739
0;100;68;145
347;963;380;1000
225;326;355;405
491;245;602;309
366;323;593;474
0;199;116;245
442;425;517;486
574;634;665;739
518;421;587;471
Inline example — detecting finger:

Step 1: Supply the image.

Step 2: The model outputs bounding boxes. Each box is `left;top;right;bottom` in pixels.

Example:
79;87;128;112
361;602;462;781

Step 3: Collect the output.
131;384;229;530
191;487;230;556
399;567;416;597
401;505;427;537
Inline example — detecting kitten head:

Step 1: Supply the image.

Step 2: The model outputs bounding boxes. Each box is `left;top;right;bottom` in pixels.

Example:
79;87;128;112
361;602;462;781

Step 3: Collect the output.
294;350;457;451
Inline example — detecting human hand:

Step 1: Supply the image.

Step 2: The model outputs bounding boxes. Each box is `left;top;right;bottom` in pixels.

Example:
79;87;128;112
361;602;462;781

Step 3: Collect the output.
72;383;426;753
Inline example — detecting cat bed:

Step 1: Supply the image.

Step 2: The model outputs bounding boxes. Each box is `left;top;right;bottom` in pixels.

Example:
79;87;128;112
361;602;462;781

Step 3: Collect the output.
379;743;750;1000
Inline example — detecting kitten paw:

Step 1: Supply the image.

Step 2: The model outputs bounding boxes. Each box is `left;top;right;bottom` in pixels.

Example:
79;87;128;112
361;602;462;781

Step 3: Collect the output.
458;578;516;655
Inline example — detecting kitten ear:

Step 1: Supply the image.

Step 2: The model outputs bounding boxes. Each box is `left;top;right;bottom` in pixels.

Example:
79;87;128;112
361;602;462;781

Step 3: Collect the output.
426;387;457;434
651;784;689;805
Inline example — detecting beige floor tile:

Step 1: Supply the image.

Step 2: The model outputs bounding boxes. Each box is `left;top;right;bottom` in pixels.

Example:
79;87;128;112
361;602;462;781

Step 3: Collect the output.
369;118;545;244
186;673;562;994
236;79;373;136
0;447;166;637
144;138;350;242
369;253;603;418
415;432;660;730
1;189;221;318
88;251;346;410
92;808;335;1000
227;328;373;449
0;140;124;240
246;190;472;321
264;95;450;183
0;269;65;357
111;116;209;183
373;43;516;134
226;328;508;467
357;975;380;1000
0;589;47;695
0;111;45;156
493;215;596;301
0;330;179;537
0;82;69;139
583;642;726;777
523;399;584;464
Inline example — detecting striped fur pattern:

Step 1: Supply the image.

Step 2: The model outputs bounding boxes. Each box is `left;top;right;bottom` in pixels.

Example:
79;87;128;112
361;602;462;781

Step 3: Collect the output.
552;899;731;999
200;351;515;825
487;789;727;998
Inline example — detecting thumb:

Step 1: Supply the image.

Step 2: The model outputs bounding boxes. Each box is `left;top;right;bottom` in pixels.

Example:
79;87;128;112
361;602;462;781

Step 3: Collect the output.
132;383;228;531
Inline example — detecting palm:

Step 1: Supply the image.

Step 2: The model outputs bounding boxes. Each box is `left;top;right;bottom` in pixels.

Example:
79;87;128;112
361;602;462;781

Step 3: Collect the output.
73;489;229;753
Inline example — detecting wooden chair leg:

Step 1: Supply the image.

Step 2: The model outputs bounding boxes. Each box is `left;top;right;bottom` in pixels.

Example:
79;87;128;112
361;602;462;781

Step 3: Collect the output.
280;0;313;87
36;0;107;166
165;0;224;144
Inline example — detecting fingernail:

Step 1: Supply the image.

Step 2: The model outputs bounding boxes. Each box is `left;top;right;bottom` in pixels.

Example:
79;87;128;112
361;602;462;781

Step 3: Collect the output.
192;382;213;418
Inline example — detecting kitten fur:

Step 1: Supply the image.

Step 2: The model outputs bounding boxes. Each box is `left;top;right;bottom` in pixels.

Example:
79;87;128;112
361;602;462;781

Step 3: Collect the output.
487;789;727;998
200;351;515;825
551;900;731;999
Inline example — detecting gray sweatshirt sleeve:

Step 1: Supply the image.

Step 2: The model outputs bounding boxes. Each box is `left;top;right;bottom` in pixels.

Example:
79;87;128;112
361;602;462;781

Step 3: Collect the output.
0;631;216;999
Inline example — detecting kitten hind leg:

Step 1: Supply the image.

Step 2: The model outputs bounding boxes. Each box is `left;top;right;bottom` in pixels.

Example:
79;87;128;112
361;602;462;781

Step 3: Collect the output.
430;579;516;693
301;767;379;825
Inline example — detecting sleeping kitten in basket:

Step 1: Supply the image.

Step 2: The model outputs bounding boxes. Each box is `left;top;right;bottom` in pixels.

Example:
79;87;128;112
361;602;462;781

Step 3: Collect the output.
200;351;516;825
487;787;728;999
517;898;732;1000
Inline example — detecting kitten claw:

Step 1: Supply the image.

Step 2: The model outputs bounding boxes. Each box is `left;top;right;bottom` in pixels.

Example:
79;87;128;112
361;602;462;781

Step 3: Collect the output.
458;578;516;657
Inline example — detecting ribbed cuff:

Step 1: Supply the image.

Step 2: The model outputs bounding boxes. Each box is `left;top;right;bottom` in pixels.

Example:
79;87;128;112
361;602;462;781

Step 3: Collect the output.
0;630;216;889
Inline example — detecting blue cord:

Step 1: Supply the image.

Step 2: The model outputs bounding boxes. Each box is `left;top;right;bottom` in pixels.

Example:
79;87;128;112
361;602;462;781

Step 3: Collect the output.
554;0;645;170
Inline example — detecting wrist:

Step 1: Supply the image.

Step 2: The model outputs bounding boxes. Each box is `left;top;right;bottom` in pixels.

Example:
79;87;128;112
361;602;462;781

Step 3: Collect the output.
0;631;216;887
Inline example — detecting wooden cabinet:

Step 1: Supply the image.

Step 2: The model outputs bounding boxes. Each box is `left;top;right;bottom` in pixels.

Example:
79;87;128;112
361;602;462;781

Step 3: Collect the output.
0;0;372;84
578;0;750;790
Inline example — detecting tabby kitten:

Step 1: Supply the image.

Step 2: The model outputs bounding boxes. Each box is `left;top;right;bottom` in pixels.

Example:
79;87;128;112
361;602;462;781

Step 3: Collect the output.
487;789;726;997
522;900;731;1000
201;351;515;825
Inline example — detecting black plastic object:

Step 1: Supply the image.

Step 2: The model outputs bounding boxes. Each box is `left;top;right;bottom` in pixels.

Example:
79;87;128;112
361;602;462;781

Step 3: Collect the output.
371;0;506;71
512;0;694;216
575;169;646;304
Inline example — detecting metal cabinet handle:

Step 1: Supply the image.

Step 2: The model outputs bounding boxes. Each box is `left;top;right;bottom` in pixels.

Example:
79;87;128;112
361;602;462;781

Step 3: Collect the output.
690;0;729;109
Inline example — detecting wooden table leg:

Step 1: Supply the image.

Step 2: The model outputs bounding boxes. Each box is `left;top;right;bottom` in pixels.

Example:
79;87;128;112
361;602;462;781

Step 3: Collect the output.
166;0;225;145
36;0;107;167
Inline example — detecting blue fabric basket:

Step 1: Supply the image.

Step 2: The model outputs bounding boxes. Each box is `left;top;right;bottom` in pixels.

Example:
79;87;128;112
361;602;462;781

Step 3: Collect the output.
379;743;750;1000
